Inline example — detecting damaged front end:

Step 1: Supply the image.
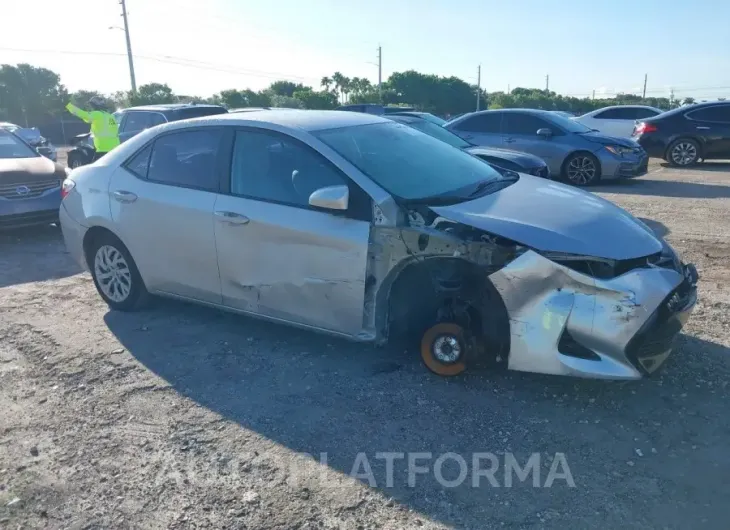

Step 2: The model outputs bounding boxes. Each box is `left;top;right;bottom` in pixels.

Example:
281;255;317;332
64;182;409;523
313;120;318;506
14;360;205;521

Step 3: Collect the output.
369;202;698;380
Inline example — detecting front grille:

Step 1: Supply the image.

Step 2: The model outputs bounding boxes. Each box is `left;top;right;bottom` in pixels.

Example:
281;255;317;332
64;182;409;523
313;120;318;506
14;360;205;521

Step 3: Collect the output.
0;179;60;200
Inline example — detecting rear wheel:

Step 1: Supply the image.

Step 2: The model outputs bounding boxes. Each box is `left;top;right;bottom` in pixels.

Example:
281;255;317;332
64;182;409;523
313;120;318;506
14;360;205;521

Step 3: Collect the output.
88;233;148;311
420;322;468;376
563;152;601;186
666;138;700;167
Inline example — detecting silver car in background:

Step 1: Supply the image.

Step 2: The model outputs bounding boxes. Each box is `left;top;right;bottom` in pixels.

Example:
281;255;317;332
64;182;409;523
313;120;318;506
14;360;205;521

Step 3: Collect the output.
60;110;697;379
445;109;649;186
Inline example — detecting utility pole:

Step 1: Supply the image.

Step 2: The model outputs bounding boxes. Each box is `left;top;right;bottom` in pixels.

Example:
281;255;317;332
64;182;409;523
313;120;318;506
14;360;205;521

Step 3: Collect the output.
592;89;595;100
642;73;647;99
545;74;549;92
476;64;481;111
507;84;510;93
377;46;382;103
120;0;137;93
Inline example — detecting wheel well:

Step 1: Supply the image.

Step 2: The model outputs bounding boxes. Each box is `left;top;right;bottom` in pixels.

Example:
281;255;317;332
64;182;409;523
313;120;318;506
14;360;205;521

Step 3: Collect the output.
386;258;510;361
561;150;601;177
82;226;121;268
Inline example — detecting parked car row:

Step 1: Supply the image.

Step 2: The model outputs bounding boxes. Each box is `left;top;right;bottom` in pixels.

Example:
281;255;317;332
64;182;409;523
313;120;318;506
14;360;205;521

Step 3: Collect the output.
58;109;698;380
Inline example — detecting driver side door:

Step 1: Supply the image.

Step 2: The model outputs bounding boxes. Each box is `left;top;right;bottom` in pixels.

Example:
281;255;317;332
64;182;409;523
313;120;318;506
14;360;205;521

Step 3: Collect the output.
213;128;373;336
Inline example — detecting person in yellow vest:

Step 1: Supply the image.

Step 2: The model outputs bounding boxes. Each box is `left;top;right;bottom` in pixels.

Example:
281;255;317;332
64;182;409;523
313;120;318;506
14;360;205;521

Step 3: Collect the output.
65;96;120;161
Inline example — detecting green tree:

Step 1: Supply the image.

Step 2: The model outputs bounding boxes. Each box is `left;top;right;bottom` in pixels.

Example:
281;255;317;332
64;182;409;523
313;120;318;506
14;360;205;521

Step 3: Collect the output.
128;83;175;106
70;90;115;112
293;88;338;109
270;94;304;108
0;63;68;125
267;80;306;97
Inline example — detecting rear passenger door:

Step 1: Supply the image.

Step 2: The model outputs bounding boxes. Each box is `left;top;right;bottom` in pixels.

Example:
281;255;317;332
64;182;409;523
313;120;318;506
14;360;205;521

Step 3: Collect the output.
213;127;373;335
447;112;503;147
109;127;228;303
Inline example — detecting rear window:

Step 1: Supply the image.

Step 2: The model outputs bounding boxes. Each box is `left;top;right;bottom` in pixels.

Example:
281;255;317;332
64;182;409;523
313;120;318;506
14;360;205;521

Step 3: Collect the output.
174;107;228;120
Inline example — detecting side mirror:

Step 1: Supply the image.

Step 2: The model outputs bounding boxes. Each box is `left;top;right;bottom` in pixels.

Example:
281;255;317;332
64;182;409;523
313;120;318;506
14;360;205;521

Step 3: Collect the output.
537;128;553;138
309;185;349;211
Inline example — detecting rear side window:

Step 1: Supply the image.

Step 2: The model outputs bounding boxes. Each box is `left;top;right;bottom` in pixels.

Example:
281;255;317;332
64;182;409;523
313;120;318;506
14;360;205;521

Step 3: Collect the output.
145;129;224;191
594;108;637;120
453;113;502;133
687;105;730;123
122;112;153;133
125;144;152;178
634;108;661;119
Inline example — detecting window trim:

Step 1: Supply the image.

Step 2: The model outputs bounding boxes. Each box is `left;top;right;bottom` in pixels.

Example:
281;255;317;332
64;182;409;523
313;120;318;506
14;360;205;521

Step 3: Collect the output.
686;104;730;124
121;126;231;194
221;126;372;221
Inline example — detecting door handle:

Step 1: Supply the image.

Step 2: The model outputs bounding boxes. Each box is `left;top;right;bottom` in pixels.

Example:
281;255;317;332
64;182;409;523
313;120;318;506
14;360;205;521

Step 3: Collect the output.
112;190;137;203
214;211;250;225
696;126;710;130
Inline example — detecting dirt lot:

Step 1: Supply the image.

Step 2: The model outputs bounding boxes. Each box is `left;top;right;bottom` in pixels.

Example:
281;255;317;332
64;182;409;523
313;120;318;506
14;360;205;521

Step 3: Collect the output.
1;161;729;529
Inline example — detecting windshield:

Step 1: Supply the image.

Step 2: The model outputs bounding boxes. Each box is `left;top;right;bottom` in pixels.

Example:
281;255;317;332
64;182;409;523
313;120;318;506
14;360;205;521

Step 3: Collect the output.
391;116;471;149
547;113;593;133
315;121;504;201
417;113;447;126
0;131;39;159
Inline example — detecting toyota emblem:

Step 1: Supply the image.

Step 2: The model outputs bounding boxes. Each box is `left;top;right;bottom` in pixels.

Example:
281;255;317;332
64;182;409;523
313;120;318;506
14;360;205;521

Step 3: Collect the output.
15;185;30;196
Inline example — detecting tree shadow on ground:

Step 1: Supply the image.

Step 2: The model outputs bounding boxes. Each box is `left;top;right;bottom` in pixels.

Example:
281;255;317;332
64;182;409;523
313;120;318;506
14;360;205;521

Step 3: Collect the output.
105;299;730;529
594;177;730;199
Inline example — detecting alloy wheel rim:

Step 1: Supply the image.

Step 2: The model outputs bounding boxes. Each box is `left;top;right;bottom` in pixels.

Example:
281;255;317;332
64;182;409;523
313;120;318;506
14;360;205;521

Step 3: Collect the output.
94;245;132;302
432;335;462;364
567;156;596;185
671;142;697;165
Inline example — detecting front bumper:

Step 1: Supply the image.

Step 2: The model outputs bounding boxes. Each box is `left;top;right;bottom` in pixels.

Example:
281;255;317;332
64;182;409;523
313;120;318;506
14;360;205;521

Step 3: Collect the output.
488;251;698;380
600;151;649;180
0;187;62;229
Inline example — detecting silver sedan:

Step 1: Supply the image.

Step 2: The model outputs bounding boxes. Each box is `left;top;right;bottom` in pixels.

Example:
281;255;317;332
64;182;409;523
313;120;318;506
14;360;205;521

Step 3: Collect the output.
60;110;698;379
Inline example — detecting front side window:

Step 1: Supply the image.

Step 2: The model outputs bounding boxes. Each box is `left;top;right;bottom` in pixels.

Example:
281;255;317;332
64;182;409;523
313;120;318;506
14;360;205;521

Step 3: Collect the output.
231;130;346;207
148;113;167;127
502;114;553;135
145;129;223;191
315;121;506;202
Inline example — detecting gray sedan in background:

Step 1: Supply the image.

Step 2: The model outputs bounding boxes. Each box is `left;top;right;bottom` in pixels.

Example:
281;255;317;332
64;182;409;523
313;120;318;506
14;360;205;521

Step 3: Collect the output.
445;109;649;186
60;110;696;380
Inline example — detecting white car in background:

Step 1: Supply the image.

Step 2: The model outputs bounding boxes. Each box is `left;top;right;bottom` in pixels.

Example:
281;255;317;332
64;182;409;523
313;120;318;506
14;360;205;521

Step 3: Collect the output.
573;105;664;137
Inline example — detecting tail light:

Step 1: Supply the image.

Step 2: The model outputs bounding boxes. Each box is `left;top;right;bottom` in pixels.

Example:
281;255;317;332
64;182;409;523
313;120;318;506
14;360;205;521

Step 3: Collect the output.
61;178;76;199
634;122;658;135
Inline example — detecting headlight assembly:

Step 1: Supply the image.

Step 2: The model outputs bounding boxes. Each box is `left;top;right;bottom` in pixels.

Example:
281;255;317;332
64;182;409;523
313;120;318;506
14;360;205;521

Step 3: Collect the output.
605;145;635;156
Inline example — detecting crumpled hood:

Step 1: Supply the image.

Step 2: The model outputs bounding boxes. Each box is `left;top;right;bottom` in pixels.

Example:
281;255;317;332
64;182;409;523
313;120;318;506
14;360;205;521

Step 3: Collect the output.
430;174;662;260
466;146;545;168
581;132;640;148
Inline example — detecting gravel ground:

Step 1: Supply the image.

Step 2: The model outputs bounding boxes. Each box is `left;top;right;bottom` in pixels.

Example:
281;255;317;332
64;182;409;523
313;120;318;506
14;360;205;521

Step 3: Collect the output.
1;161;729;529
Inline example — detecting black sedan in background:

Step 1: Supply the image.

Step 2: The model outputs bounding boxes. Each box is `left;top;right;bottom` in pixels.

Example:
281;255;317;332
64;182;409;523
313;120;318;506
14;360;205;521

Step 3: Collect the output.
633;101;730;166
0;129;66;229
387;114;550;178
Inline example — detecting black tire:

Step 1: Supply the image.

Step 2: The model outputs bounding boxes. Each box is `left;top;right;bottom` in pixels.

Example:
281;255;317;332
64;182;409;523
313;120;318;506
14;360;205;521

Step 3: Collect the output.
67;152;86;169
87;232;148;311
666;138;700;167
562;152;601;186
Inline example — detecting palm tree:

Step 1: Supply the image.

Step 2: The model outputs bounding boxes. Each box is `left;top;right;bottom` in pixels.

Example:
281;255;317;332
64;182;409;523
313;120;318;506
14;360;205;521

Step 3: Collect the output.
320;76;332;91
332;72;346;104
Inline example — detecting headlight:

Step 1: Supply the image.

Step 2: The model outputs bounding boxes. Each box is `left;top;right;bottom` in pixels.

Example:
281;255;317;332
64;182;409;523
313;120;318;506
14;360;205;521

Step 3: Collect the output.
605;145;634;156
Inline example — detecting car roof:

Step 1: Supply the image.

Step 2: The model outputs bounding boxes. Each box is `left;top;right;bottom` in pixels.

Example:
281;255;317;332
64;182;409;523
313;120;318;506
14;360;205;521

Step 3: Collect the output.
123;103;226;113
181;109;388;132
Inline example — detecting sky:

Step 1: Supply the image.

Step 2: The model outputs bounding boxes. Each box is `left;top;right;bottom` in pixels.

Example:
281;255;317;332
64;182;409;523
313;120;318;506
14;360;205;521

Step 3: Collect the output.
2;0;730;101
